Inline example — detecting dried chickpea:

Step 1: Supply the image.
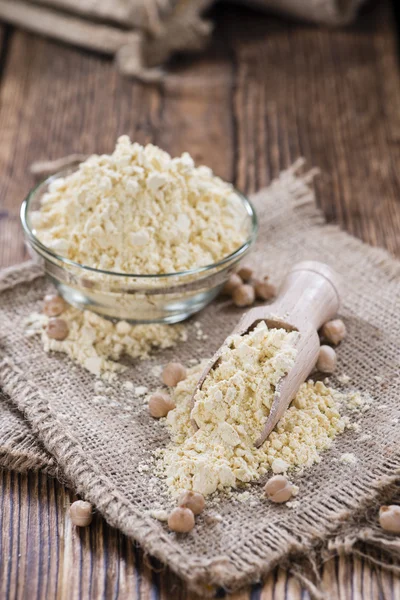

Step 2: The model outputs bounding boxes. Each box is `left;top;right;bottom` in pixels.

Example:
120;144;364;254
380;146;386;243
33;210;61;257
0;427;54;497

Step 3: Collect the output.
321;319;347;345
222;273;243;296
148;393;175;418
43;294;66;317
316;345;337;374
379;505;400;534
232;284;255;307
178;490;205;515
237;266;253;282
254;279;277;301
167;506;195;533
70;500;93;527
264;475;294;503
162;362;187;387
47;318;69;341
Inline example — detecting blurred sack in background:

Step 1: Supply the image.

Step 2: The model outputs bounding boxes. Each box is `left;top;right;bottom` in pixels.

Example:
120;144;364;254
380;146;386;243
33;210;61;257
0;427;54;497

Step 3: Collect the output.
0;0;366;81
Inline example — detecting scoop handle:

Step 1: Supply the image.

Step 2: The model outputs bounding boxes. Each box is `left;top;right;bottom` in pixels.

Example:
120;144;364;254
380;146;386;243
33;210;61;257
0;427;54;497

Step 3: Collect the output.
268;261;341;332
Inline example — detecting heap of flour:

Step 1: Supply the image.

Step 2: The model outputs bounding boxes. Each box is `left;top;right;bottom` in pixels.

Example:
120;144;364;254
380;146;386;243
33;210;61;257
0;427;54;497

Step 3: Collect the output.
32;136;248;274
25;307;186;379
160;321;348;496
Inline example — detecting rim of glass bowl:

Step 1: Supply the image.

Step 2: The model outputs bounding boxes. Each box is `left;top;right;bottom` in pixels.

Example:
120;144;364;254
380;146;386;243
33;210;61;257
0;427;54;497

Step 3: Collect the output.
21;169;258;280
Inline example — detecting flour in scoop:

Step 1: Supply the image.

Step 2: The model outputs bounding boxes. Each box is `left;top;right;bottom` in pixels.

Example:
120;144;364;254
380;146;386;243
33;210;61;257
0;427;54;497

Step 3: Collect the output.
158;321;349;496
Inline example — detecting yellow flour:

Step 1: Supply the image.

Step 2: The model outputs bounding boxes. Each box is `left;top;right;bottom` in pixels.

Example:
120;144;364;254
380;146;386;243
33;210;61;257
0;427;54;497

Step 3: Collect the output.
160;322;348;496
24;307;186;378
31;136;248;275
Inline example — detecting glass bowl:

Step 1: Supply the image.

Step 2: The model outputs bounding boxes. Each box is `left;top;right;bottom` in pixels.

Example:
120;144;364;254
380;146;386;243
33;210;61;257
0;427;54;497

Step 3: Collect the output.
21;167;258;324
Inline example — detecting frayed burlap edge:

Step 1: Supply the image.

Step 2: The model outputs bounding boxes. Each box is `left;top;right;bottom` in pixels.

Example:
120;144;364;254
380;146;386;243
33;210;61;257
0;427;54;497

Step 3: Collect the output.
0;393;57;475
1;161;400;597
324;478;400;578
0;262;59;475
0;443;58;477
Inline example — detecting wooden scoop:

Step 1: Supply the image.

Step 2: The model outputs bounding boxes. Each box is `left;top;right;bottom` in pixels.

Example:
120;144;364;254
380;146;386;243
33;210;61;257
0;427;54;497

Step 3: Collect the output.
191;261;341;448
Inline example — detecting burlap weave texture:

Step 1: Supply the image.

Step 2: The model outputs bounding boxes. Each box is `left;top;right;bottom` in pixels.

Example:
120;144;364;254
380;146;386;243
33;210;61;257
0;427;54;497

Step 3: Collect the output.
0;162;399;596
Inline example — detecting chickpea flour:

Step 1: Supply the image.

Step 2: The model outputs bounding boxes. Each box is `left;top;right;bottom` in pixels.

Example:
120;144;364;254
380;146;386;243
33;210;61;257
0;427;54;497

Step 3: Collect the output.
31;136;248;275
158;322;359;497
25;306;187;379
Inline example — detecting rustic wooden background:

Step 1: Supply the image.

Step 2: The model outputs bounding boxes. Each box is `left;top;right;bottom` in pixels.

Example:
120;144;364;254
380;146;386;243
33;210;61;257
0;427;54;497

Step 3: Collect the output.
0;0;400;598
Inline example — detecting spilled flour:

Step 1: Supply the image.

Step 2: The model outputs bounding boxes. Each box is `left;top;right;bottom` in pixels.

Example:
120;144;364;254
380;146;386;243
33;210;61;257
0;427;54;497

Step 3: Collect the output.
25;307;186;379
159;322;350;496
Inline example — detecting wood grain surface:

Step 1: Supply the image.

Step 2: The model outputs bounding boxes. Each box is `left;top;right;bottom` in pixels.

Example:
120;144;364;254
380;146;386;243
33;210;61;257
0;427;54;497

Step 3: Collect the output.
0;0;400;598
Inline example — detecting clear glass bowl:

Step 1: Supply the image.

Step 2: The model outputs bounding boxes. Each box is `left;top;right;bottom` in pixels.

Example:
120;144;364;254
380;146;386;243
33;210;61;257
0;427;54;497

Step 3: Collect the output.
21;168;258;324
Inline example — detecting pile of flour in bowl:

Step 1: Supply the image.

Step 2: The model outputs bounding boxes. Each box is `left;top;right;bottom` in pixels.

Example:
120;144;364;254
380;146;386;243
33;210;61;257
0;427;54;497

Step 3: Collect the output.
31;136;248;274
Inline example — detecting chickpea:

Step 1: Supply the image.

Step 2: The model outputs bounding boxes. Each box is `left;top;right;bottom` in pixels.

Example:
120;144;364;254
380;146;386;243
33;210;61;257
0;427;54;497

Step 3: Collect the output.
148;393;175;418
264;475;294;503
167;507;195;533
70;500;93;527
47;318;69;341
316;345;337;374
379;505;400;534
232;284;255;307
43;294;66;317
237;266;253;282
222;273;243;296
177;490;205;515
321;319;347;345
162;362;187;387
254;279;277;301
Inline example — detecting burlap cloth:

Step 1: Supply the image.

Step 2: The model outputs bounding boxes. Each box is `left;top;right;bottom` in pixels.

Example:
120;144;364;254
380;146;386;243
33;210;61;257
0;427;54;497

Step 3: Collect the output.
0;0;366;82
0;162;400;597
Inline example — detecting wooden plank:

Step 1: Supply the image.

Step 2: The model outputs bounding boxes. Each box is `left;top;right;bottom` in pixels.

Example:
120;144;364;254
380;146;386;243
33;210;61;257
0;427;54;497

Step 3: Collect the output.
228;0;400;257
1;472;398;600
0;0;400;598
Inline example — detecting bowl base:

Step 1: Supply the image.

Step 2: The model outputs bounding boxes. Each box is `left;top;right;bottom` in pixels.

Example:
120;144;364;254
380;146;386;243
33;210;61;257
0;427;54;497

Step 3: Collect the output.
51;278;221;325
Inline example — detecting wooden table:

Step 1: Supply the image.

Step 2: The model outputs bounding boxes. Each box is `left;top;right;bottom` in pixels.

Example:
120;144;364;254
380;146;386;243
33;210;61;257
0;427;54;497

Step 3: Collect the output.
1;1;400;597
